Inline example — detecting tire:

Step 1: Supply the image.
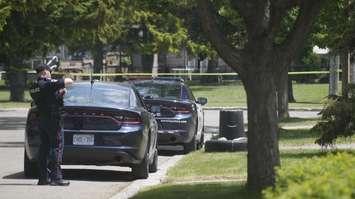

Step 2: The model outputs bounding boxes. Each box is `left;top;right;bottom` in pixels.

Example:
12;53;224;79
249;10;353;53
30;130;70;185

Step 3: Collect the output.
197;133;205;150
132;155;149;179
149;149;158;173
24;151;38;178
183;135;196;154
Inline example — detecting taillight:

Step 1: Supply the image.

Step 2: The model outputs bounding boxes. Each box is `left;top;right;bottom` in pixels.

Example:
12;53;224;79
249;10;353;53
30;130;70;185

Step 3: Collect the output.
114;115;143;125
171;107;191;114
122;116;143;125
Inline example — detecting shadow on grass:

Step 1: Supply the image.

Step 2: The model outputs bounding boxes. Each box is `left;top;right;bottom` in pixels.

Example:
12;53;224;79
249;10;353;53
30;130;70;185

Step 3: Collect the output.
279;117;319;124
278;129;321;141
290;101;323;105
280;150;327;159
132;182;261;199
281;149;355;160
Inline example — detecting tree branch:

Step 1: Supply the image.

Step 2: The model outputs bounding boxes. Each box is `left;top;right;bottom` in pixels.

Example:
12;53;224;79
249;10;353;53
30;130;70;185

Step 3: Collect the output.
196;0;244;73
281;0;322;57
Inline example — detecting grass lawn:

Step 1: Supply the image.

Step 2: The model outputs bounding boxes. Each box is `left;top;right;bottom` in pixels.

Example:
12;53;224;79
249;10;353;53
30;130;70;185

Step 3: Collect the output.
132;181;259;199
133;149;355;199
190;82;328;108
133;117;354;199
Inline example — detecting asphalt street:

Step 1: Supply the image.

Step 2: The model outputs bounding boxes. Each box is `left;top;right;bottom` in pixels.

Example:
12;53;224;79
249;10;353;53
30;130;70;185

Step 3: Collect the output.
0;108;319;199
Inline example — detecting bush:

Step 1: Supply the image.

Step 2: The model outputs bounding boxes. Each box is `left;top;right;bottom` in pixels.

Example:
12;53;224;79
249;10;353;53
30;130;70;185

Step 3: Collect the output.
263;152;355;199
313;95;354;146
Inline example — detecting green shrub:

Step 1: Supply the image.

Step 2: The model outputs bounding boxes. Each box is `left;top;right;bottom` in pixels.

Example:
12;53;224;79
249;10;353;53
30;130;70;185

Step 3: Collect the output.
313;95;354;146
263;152;355;199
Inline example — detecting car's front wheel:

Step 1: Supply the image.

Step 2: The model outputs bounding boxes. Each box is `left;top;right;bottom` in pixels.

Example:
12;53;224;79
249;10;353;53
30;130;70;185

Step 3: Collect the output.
24;151;38;178
132;155;149;179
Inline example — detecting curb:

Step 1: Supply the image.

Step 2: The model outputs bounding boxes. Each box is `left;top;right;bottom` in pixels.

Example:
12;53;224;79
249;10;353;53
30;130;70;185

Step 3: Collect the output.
203;107;322;112
0;108;29;111
109;155;184;199
0;107;322;112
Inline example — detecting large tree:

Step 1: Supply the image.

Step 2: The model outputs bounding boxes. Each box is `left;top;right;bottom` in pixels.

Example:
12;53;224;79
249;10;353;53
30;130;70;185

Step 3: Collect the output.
196;0;322;191
62;0;135;73
0;1;68;101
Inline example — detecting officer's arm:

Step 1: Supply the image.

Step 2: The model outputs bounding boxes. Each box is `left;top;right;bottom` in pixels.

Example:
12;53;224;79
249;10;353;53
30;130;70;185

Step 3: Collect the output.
38;78;73;92
38;78;65;92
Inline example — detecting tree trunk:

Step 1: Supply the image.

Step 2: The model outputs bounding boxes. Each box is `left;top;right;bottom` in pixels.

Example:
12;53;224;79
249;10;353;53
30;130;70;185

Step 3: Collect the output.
6;58;26;102
142;54;154;73
201;57;218;83
158;52;169;73
288;79;296;102
244;71;280;191
340;50;350;97
93;43;104;74
276;68;290;120
329;55;339;95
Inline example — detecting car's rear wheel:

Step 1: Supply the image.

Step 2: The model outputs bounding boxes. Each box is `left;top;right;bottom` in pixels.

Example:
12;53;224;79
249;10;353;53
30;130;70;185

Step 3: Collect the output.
149;149;158;173
24;151;38;178
132;155;149;179
183;135;196;154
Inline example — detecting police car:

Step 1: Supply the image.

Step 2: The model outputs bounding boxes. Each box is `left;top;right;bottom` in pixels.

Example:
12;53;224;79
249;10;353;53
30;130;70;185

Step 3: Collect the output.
132;77;207;153
25;82;158;179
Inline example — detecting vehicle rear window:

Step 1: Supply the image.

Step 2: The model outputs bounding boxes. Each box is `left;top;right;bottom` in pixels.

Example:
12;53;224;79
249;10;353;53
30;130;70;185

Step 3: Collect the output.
64;84;131;108
134;82;182;100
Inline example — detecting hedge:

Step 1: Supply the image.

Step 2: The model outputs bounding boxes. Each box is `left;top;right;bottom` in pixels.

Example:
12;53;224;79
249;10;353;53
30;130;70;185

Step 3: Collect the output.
263;152;355;199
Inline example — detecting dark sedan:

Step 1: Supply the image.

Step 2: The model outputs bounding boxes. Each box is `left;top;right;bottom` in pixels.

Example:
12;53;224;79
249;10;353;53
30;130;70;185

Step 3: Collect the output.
24;82;158;179
132;78;207;153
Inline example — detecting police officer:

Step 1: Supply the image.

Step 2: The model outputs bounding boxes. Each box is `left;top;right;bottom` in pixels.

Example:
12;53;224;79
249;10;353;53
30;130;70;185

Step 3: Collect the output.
30;64;73;186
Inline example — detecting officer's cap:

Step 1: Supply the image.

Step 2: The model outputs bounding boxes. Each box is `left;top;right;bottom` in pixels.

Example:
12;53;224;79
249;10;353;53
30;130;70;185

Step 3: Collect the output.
35;64;51;73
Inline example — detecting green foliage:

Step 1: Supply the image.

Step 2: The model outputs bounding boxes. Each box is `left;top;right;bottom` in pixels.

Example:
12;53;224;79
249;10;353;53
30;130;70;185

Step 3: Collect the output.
313;95;354;146
313;0;355;49
0;1;11;31
0;1;69;66
264;152;355;199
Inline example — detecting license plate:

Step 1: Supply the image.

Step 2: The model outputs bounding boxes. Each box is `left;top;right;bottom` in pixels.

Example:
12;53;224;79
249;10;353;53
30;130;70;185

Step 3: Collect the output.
73;134;94;145
151;105;160;113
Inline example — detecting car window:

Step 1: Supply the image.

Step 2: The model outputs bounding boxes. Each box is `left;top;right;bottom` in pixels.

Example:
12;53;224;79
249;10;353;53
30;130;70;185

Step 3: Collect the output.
64;84;131;108
134;82;182;100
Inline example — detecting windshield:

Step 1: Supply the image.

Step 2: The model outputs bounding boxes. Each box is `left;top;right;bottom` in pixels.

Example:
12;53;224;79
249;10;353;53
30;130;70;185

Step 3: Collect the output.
134;82;182;100
64;84;131;108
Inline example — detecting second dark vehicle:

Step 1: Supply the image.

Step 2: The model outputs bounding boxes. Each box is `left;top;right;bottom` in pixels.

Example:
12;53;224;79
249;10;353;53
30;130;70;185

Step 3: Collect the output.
132;77;207;153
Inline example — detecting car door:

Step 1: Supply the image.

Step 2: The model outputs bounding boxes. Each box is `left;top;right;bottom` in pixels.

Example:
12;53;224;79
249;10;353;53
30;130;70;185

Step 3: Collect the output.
134;89;158;155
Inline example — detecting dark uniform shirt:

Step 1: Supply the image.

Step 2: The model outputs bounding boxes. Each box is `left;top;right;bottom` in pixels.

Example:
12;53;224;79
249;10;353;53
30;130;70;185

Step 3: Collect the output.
29;77;65;114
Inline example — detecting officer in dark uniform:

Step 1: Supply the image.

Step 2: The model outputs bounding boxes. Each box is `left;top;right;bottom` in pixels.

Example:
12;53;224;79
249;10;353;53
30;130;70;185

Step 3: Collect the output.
29;64;73;186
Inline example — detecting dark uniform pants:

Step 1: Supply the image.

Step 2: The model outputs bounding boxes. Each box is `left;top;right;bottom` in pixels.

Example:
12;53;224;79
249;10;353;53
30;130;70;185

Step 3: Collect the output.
38;112;64;181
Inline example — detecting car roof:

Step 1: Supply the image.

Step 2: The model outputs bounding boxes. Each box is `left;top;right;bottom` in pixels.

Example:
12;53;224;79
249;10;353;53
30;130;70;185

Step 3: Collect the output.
72;81;134;90
131;79;185;86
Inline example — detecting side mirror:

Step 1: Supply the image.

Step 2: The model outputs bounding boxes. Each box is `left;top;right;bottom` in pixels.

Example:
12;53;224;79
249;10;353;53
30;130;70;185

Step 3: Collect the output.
197;97;208;105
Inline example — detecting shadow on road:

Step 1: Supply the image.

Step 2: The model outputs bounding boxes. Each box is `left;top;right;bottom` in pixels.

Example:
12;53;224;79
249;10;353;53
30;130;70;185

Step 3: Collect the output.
158;149;184;156
3;169;134;182
0;117;26;130
0;142;24;148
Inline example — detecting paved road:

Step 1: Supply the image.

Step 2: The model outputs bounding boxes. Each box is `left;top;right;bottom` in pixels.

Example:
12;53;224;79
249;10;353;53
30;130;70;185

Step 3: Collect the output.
0;109;181;199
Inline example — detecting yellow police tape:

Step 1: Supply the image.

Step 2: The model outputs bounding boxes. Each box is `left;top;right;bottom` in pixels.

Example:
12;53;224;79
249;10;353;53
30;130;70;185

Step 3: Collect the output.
52;70;340;77
0;70;341;77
